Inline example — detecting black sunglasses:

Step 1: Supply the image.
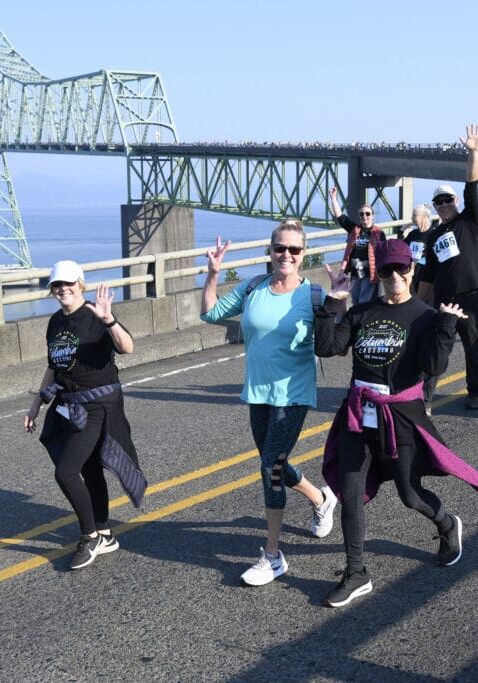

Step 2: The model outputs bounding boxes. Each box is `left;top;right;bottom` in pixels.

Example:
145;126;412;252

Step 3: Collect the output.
51;280;77;288
272;244;304;255
377;263;412;279
359;211;372;217
433;196;455;206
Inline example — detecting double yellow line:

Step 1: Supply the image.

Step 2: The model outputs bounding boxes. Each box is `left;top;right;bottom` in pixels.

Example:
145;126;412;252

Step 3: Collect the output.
0;371;466;583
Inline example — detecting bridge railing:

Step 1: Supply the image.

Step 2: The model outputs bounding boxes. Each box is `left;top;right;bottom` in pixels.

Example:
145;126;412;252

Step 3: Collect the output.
0;219;407;324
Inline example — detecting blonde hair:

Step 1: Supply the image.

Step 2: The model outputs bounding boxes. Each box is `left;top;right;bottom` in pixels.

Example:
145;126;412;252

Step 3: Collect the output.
271;218;307;247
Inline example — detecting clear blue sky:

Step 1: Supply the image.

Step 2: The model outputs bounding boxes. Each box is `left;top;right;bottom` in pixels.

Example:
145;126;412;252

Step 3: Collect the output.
2;0;477;192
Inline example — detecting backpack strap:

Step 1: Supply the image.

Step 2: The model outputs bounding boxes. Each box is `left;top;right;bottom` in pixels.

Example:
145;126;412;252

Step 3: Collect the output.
310;283;326;314
310;283;327;379
242;273;271;311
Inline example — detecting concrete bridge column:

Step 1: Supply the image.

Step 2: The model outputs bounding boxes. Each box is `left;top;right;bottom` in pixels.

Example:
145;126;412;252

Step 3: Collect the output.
346;158;368;216
398;176;414;223
121;203;195;298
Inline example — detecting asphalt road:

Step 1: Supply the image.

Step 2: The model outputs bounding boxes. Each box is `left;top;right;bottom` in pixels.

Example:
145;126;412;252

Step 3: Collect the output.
0;341;477;682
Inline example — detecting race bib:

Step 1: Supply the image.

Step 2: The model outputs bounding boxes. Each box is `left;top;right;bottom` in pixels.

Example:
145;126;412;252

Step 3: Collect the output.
55;404;70;420
433;231;460;263
409;240;425;264
354;380;390;429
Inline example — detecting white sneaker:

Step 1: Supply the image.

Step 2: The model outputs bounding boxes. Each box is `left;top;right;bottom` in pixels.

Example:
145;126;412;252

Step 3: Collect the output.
240;548;288;586
311;485;337;538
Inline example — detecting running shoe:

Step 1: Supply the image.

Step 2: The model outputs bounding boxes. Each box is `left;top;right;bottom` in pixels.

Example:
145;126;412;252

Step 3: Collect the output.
435;514;462;566
97;531;120;554
326;567;373;608
311;486;337;538
70;534;104;570
240;548;288;586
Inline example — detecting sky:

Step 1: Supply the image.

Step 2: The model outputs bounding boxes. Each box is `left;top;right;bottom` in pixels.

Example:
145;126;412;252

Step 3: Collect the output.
2;0;478;200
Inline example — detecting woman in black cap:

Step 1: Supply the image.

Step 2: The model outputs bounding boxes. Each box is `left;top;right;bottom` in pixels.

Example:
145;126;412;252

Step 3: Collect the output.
24;260;146;570
314;240;478;607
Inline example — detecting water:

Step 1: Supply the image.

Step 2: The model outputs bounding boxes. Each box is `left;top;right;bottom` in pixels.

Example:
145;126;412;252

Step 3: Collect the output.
4;177;451;322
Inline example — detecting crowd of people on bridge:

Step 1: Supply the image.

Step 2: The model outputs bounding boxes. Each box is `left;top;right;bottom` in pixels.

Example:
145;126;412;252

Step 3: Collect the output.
22;125;478;609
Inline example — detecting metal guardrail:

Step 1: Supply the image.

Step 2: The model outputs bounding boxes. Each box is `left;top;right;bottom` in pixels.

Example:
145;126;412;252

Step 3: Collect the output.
0;219;408;324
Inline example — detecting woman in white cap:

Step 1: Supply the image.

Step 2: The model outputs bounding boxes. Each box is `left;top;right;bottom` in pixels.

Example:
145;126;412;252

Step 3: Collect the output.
24;260;146;570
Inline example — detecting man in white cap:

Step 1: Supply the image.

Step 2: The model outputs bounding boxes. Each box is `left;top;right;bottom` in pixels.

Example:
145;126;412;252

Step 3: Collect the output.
418;124;478;409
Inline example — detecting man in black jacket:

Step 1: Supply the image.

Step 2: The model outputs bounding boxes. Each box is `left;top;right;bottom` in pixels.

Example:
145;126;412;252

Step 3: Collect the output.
418;124;478;409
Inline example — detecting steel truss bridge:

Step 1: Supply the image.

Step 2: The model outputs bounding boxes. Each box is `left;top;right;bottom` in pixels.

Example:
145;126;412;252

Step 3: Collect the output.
0;30;469;270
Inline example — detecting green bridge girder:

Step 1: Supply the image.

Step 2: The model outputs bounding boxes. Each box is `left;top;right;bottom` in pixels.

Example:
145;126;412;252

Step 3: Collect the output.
127;152;346;226
0;29;180;268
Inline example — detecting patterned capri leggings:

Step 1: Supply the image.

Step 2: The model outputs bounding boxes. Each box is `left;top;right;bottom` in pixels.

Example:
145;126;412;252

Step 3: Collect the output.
249;404;308;509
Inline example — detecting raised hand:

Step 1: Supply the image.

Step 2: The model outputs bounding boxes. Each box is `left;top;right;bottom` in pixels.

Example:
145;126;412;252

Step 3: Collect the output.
459;124;478;152
329;187;338;199
85;283;114;322
325;263;350;300
439;302;468;319
206;235;231;275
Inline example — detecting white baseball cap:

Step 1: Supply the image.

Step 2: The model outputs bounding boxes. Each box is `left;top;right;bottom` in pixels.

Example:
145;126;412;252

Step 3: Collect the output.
432;184;457;200
48;260;84;286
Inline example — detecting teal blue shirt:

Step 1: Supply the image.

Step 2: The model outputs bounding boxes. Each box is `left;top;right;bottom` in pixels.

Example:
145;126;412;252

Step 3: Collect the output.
201;276;320;407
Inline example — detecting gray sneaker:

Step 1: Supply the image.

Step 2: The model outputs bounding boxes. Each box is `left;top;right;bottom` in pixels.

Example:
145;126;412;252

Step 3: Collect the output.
69;534;104;570
311;486;337;538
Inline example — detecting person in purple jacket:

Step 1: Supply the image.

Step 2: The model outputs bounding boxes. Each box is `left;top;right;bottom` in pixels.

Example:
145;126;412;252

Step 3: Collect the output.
314;239;478;608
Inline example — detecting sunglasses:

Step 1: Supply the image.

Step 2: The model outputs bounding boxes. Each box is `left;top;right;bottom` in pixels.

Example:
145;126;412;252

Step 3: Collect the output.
272;244;304;255
51;280;77;288
359;211;372;217
377;263;412;279
433;196;455;206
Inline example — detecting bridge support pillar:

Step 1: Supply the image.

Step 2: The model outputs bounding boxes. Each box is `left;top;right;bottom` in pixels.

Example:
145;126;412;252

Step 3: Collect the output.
347;160;414;223
346;158;368;216
121;203;195;298
398;176;414;222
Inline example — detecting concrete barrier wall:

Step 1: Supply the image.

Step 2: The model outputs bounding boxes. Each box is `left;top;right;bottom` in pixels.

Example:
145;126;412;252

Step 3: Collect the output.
0;264;334;398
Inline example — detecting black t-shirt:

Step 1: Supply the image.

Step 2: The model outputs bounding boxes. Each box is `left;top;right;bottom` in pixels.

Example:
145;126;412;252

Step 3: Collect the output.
338;214;385;276
404;225;437;293
421;181;478;303
46;303;125;390
314;296;456;393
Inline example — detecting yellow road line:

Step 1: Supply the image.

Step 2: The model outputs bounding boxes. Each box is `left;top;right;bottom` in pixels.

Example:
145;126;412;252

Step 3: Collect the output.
0;372;466;555
437;370;465;387
0;423;332;549
0;447;324;583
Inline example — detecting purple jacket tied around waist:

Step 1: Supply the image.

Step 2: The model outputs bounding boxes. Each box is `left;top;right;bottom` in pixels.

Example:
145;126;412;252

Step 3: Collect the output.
323;381;478;503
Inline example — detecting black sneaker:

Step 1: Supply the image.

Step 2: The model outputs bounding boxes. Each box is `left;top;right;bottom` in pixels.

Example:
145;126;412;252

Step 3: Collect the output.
326;567;373;608
97;532;120;555
434;514;463;566
69;534;104;570
465;395;478;410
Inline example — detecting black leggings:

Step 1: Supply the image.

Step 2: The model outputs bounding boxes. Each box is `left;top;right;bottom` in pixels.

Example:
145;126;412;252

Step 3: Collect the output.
54;404;109;535
337;426;449;572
